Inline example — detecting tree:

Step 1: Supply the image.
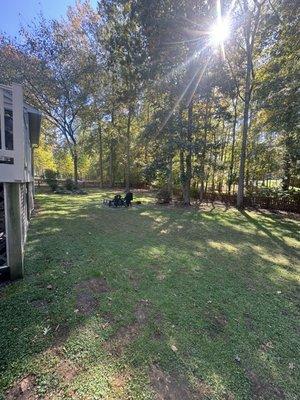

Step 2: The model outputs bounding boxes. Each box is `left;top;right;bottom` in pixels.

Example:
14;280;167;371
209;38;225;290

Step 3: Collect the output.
256;0;300;190
231;0;268;208
1;2;100;184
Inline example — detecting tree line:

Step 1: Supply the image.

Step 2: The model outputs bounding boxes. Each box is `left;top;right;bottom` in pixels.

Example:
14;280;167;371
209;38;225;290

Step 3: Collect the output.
0;0;299;206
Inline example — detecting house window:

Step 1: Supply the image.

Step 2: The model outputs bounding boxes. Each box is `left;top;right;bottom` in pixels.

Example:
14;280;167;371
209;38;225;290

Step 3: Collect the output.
4;109;13;150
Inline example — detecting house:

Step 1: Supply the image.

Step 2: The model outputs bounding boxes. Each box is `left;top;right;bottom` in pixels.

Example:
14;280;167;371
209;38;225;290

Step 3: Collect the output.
0;83;41;280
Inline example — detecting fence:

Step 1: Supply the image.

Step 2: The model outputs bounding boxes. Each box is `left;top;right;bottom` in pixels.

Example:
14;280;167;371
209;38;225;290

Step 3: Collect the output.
34;178;149;189
203;192;300;213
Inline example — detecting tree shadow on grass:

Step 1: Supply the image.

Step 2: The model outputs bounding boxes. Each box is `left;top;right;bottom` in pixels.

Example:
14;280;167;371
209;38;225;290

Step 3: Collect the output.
240;210;300;260
0;193;299;399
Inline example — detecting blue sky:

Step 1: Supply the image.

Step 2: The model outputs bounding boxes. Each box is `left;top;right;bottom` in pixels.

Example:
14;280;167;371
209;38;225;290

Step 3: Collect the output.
0;0;98;37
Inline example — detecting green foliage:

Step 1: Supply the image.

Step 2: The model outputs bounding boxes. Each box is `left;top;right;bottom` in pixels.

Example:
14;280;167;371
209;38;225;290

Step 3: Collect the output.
1;0;298;200
246;186;300;203
156;187;172;204
44;169;58;192
65;178;77;191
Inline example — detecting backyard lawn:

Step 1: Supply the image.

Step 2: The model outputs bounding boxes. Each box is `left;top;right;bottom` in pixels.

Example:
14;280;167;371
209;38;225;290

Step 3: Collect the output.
0;190;299;400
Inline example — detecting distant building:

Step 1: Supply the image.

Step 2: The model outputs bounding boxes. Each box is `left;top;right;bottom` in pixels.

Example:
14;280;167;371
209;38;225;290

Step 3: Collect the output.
0;84;41;279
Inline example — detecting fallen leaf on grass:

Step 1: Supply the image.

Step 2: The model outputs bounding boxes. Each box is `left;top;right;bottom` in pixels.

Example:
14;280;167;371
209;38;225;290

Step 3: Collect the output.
43;326;51;335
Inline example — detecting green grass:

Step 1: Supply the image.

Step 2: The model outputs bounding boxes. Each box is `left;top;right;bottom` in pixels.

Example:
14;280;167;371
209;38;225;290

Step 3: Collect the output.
0;190;299;399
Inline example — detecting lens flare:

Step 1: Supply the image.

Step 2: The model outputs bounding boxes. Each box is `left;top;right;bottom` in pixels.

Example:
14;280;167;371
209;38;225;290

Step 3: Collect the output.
209;18;230;46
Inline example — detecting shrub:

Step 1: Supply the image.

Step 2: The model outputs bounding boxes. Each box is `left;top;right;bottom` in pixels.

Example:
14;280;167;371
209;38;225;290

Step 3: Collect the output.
156;187;172;204
65;179;77;191
246;186;300;200
44;169;58;192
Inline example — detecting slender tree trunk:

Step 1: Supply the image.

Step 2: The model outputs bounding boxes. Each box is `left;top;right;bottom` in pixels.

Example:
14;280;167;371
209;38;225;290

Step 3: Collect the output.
282;135;292;190
205;177;208;194
125;107;132;191
109;140;115;188
98;124;103;188
228;99;238;194
211;166;215;193
109;109;116;188
184;101;193;205
73;146;79;185
145;103;150;167
237;43;252;208
211;129;218;193
199;100;209;202
237;0;263;207
245;166;250;190
180;149;190;206
167;156;173;199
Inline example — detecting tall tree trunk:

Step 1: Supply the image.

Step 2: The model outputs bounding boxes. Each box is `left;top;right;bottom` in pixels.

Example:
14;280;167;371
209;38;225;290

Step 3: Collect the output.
145;102;150;165
98;124;103;188
282;135;292;190
180;149;190;206
211;122;218;193
218;121;227;194
184;101;193;205
199;100;209;202
109;109;116;188
73;144;79;185
228;99;238;194
125;107;132;191
167;156;173;199
205;177;209;194
237;0;263;207
237;39;252;208
109;140;115;188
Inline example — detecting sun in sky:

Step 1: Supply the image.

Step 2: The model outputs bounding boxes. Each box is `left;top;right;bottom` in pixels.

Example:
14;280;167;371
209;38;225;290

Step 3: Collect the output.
208;0;231;59
209;17;231;46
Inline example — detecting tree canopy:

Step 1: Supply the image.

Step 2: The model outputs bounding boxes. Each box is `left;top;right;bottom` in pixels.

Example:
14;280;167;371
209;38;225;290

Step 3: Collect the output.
0;0;299;205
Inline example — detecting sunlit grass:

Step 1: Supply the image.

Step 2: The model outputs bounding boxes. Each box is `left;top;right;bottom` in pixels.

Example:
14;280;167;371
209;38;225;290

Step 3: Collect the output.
0;190;299;399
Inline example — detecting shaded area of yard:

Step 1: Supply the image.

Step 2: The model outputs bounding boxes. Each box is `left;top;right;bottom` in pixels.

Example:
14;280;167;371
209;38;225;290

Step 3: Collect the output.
0;190;299;399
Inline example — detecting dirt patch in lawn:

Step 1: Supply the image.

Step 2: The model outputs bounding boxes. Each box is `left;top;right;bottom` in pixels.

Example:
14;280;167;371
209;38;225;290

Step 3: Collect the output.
134;299;151;323
104;323;140;356
109;371;131;396
104;299;151;355
75;277;110;315
56;359;80;381
149;365;213;400
77;277;110;294
204;312;228;339
76;291;98;315
52;323;71;349
246;369;285;399
6;374;37;400
152;313;164;341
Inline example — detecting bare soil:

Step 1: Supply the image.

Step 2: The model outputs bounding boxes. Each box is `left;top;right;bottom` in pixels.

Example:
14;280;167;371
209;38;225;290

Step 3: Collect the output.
246;369;285;399
149;364;214;400
6;375;37;400
75;277;110;315
104;299;151;355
